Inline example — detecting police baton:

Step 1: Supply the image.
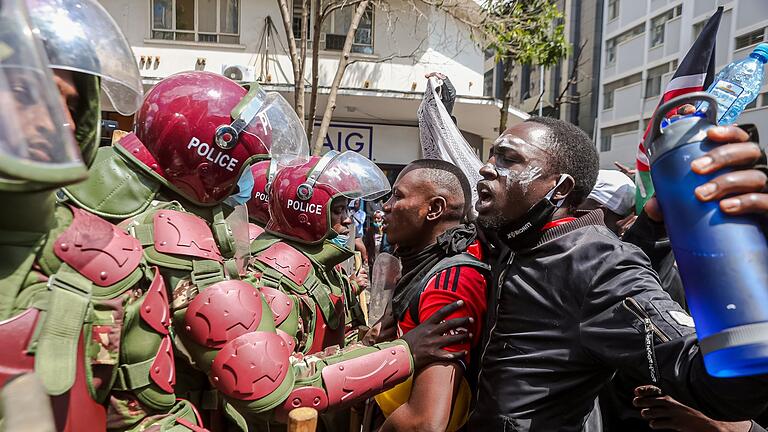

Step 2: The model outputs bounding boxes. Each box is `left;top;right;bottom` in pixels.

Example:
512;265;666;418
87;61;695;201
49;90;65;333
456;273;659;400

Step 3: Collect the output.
288;407;318;432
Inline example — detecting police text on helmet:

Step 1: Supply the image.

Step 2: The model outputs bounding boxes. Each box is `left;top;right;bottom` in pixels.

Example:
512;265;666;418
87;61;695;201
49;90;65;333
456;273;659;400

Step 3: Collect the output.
188;137;239;172
287;199;323;215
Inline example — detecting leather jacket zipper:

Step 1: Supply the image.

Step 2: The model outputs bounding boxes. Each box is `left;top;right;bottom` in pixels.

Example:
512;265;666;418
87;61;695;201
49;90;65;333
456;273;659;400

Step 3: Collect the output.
622;297;671;343
622;297;669;384
473;252;514;410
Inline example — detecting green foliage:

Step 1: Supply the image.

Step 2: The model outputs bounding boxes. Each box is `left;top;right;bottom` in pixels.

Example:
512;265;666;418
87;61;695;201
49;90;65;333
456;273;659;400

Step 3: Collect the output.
483;0;569;67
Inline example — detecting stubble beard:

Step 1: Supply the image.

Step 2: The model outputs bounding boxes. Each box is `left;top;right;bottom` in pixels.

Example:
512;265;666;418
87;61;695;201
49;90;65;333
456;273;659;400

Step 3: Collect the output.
476;210;509;230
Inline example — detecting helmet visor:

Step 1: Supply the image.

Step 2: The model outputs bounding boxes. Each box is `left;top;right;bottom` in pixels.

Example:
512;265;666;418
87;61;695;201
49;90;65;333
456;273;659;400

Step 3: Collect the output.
0;0;85;183
244;92;310;169
26;0;144;115
315;151;390;201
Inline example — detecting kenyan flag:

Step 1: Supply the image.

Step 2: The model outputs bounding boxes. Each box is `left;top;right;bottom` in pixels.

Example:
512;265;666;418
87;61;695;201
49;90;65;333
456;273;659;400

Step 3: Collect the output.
635;7;723;213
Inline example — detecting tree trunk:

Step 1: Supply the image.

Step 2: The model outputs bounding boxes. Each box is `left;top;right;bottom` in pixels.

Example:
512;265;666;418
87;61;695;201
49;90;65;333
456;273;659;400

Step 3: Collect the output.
498;59;513;133
306;0;322;143
276;0;305;126
312;0;370;155
297;0;309;122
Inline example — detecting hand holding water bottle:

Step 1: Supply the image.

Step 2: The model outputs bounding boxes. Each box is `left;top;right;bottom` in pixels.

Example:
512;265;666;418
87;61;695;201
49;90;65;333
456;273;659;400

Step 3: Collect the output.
644;124;767;221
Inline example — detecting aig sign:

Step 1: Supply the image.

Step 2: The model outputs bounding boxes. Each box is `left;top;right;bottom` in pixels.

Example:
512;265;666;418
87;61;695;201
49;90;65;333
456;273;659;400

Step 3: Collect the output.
315;122;373;159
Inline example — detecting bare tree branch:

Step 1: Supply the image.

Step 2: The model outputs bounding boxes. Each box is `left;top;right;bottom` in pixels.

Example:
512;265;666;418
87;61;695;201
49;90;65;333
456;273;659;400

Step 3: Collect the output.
276;0;305;125
321;0;364;20
313;0;371;154
554;40;588;108
306;0;322;142
347;39;423;66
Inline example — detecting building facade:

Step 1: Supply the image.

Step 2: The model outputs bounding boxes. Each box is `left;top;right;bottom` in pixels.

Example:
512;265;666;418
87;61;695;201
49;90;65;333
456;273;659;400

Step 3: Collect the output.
484;0;604;138
596;0;768;169
99;0;527;171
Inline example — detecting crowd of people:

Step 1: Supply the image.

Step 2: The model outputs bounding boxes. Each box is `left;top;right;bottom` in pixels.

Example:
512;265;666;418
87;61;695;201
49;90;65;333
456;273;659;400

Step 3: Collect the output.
2;0;768;431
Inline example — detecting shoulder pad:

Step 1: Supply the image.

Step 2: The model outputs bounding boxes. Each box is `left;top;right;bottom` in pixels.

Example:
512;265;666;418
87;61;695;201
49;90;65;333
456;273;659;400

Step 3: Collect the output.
211;331;292;401
184;280;263;349
248;223;265;242
254;242;312;285
153;210;223;261
140;267;171;335
260;287;294;326
54;207;142;287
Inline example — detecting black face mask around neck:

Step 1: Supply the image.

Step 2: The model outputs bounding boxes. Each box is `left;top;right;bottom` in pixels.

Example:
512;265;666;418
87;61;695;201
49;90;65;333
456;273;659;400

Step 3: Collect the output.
497;174;570;250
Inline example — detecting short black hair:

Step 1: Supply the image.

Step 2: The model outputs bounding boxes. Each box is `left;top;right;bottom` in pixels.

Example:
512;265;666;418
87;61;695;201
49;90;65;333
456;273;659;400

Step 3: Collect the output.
401;159;472;221
524;116;599;207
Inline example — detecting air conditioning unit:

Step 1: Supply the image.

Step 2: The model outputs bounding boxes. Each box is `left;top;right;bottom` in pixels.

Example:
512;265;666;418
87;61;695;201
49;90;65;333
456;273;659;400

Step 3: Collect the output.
221;64;256;82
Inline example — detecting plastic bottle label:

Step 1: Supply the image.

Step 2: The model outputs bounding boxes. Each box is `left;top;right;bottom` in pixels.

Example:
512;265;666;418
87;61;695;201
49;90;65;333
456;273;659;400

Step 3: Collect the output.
710;80;745;121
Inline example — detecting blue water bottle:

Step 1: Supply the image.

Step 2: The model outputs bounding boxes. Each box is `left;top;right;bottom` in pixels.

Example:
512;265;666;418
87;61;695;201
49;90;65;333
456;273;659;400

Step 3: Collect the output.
645;92;768;377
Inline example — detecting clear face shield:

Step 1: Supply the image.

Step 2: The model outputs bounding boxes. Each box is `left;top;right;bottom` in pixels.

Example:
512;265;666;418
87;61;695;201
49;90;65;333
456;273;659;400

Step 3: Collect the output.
225;90;310;204
303;151;391;202
0;0;86;185
216;86;311;166
25;0;144;115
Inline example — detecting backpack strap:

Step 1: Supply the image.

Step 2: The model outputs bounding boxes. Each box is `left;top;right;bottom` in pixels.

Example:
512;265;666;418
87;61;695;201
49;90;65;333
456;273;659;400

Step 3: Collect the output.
407;253;490;325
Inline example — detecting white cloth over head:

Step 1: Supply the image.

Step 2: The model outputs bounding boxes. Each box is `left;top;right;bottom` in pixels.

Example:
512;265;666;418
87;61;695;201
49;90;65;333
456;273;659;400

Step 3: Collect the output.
588;169;636;216
418;76;483;217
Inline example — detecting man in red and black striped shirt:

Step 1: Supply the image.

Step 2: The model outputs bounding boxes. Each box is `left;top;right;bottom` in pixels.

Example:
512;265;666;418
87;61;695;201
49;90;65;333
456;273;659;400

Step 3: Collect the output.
378;159;488;432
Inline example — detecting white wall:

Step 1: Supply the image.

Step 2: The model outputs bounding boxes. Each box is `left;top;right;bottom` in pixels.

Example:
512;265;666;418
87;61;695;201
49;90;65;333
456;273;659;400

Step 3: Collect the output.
617;34;646;74
614;82;643;119
736;0;768;30
601;130;640;169
99;0;485;96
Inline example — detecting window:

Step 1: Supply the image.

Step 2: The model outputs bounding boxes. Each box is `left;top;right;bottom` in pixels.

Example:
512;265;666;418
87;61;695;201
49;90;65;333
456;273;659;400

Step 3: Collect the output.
600;134;612;152
606;24;645;65
645;62;673;98
484;70;494;97
650;6;681;48
606;39;616;65
321;5;374;54
152;0;239;44
692;20;706;39
292;0;312;42
736;28;765;50
603;72;642;109
608;0;619;21
520;64;532;100
600;121;640;152
603;88;614;109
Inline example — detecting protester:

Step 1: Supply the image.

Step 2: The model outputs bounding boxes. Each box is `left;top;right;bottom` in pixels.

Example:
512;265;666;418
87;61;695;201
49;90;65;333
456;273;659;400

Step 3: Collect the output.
468;116;768;431
373;210;386;250
351;198;370;263
376;159;488;432
230;152;472;430
580;169;636;236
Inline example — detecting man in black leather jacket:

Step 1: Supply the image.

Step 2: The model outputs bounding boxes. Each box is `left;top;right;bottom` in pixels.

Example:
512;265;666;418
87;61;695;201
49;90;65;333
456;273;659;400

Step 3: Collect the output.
468;117;768;432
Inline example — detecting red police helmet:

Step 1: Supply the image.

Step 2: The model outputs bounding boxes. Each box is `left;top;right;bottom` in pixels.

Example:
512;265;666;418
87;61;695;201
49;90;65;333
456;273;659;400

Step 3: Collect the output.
266;151;390;244
246;159;273;226
116;71;306;205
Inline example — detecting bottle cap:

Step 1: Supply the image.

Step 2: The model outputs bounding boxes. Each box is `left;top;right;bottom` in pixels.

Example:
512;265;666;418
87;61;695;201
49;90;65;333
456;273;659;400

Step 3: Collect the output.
750;43;768;63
